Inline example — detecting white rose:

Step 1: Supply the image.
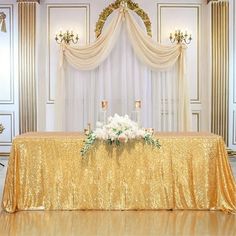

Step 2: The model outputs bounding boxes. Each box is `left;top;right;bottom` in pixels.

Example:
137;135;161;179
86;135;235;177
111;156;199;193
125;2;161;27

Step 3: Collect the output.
96;121;103;128
94;128;103;139
136;129;146;138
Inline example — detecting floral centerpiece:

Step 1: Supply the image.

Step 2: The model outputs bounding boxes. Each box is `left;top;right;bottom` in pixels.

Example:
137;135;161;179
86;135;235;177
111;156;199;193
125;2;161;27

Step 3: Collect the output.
81;114;161;157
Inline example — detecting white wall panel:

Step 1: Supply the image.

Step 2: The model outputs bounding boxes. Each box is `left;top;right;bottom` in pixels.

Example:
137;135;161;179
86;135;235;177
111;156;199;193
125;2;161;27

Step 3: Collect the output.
0;5;13;103
157;4;200;103
157;3;211;132
0;3;18;155
229;0;236;149
47;4;90;103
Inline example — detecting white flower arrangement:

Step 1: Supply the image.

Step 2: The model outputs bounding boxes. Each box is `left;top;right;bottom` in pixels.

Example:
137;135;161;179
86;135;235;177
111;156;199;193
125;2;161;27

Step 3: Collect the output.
81;114;161;157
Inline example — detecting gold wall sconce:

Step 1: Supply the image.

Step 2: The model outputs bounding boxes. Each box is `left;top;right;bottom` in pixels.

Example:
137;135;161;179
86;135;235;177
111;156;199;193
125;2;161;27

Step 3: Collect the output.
0;123;5;134
169;30;192;44
0;12;6;32
55;30;79;45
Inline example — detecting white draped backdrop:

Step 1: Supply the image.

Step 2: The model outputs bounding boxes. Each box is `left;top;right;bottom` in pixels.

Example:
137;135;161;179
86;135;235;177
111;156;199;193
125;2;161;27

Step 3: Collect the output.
55;7;191;132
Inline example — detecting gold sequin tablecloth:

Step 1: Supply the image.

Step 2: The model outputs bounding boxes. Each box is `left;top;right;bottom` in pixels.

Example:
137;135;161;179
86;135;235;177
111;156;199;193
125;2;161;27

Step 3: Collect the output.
2;132;236;213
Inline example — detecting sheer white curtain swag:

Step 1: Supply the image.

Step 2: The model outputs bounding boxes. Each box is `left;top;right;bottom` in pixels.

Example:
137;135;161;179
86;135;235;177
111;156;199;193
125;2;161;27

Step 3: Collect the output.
55;6;191;131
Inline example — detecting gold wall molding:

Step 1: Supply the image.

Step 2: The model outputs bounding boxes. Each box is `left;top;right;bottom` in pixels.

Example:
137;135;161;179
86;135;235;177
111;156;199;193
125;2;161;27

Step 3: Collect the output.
157;4;201;104
192;111;201;132
18;1;37;133
211;1;229;144
47;4;90;104
160;112;200;132
0;152;10;157
0;6;14;104
95;0;152;38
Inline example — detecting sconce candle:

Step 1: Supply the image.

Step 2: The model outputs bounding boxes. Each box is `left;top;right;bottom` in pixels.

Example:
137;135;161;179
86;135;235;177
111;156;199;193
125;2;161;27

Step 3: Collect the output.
132;100;142;127
84;123;91;135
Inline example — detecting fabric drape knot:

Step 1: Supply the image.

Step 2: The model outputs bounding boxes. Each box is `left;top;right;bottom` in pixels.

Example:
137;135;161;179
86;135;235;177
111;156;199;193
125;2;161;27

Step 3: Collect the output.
59;43;66;68
60;43;66;52
180;44;187;50
119;5;128;21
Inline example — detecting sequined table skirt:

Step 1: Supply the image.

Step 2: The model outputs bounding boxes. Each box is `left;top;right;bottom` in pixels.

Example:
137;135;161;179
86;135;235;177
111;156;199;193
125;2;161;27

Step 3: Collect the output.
2;132;236;213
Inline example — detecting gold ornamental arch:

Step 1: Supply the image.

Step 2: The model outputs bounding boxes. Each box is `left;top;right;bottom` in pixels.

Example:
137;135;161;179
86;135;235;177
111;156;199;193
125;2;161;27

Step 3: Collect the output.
95;0;152;38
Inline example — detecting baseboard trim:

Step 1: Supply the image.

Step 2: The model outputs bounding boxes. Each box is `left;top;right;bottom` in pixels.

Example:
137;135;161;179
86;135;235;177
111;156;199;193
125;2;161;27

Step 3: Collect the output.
0;153;10;158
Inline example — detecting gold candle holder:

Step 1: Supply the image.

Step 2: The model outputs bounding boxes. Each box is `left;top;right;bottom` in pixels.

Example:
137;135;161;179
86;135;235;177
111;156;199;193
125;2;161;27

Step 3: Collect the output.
135;100;141;109
101;100;108;111
87;123;91;132
84;123;91;135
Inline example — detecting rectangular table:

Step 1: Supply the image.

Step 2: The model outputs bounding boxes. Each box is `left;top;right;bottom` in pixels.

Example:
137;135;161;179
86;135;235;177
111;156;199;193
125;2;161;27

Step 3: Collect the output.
2;132;236;213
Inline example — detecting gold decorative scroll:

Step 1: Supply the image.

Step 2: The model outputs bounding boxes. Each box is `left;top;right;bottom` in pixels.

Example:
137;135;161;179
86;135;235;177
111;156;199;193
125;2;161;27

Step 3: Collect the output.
211;1;229;144
0;12;6;32
0;123;4;134
95;0;152;38
18;1;38;133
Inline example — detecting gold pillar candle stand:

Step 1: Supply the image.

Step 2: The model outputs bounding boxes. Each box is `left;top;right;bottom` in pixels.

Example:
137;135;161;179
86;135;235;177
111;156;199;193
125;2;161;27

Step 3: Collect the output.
135;100;141;110
99;101;108;125
132;100;142;127
101;100;108;111
84;123;92;135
